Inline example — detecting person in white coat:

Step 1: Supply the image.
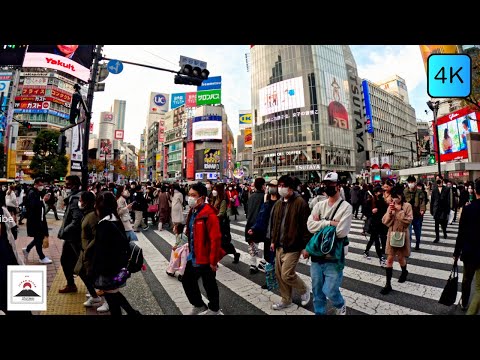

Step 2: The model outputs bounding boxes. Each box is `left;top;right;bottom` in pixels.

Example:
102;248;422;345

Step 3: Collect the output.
5;185;18;224
170;183;185;227
116;185;138;242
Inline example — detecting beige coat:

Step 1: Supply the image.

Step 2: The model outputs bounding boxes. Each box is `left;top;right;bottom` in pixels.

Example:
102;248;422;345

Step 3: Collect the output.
382;202;413;258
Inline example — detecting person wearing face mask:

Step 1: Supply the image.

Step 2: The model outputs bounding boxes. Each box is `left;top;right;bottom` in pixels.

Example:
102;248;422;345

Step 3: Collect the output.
305;172;353;314
205;180;213;203
430;175;450;243
57;176;84;293
226;183;239;221
116;185;137;242
403;176;426;251
380;185;413;295
183;182;225;315
170;183;185;232
268;175;311;311
363;186;388;266
74;191;102;307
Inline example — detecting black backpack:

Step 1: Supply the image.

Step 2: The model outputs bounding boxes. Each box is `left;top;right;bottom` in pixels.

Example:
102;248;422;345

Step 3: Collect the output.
127;241;144;273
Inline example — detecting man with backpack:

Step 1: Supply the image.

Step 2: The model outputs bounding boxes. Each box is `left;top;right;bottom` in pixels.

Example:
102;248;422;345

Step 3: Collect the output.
404;176;426;251
305;172;353;315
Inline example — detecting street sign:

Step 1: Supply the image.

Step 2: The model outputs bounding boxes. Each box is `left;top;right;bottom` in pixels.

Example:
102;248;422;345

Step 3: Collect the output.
94;83;105;92
96;63;110;82
107;59;124;74
179;55;207;69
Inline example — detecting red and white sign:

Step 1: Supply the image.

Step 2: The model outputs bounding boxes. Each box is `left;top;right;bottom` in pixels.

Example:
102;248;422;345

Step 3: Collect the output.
114;130;124;140
15;101;50;110
101;112;114;124
186;92;197;108
90;122;94;134
23;52;91;82
21;86;46;96
15;96;46;102
50;88;72;103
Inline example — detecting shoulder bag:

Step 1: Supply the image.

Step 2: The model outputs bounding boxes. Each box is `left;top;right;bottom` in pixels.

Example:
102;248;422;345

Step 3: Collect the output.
389;231;405;247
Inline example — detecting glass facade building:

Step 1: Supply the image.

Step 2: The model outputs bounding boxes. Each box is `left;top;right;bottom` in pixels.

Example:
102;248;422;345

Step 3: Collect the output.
250;45;357;182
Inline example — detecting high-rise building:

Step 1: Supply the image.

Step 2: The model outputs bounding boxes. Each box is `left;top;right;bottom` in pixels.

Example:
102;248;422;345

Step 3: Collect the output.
250;45;358;182
376;75;410;105
113;99;126;131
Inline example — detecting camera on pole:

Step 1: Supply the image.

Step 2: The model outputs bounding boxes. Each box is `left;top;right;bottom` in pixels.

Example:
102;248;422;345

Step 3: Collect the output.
174;64;209;86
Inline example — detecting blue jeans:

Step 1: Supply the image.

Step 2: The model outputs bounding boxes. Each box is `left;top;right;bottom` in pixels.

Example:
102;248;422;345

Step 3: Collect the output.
126;230;138;241
409;217;422;247
310;262;344;315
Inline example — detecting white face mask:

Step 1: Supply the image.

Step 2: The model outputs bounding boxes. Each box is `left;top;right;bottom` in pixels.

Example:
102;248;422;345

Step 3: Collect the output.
228;187;232;191
408;183;415;189
37;186;44;192
212;190;218;197
78;201;85;210
278;187;289;197
468;188;474;194
65;189;72;195
122;190;129;198
188;196;198;208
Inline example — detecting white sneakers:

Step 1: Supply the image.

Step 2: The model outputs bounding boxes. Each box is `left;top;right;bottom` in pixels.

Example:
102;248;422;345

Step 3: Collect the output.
39;257;53;264
335;305;347;315
199;309;224;315
83;296;102;307
272;302;293;310
97;301;109;313
188;305;208;315
301;286;311;306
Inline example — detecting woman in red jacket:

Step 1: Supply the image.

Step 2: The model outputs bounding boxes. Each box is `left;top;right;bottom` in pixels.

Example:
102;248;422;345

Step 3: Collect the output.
182;182;226;315
226;183;239;221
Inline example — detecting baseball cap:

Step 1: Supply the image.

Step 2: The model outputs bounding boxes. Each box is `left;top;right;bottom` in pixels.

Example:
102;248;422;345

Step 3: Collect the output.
323;172;339;183
269;179;278;186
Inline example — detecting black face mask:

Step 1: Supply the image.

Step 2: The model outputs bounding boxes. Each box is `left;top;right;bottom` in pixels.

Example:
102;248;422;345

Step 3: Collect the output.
325;186;337;197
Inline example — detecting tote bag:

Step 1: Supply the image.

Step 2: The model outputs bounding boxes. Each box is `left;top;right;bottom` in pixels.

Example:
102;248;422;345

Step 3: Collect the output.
438;264;459;306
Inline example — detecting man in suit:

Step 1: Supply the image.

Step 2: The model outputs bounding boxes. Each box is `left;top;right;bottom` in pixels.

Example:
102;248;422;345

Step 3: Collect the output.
430;175;451;243
454;178;480;314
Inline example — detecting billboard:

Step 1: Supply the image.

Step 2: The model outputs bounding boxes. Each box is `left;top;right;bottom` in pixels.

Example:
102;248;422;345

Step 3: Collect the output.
244;127;252;147
150;92;169;113
186;142;195;179
155;153;162;172
239;111;252;127
203;149;221;170
71;122;84;171
0;45;27;66
323;71;349;129
114;130;124;140
258;76;305;117
186;92;197;108
362;80;374;134
99;139;113;161
419;45;458;73
196;89;221;106
435;107;479;162
171;93;186;109
23;45;95;82
197;76;222;92
101;112;114;124
192;121;222;141
0;74;12;143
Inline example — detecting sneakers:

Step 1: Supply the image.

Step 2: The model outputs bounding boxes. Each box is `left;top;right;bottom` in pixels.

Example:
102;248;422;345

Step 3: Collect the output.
59;284;78;293
272;302;293;310
177;275;183;282
257;261;266;272
233;253;240;264
335;304;347;315
188;305;208;315
97;301;109;313
249;265;259;274
379;257;387;267
363;251;371;260
39;256;53;264
142;225;150;231
83;296;102;307
22;248;29;263
166;271;175;277
199;309;224;315
301;287;311;306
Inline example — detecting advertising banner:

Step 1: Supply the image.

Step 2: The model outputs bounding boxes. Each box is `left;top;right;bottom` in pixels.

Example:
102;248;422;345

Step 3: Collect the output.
156;153;162;172
114;130;124;140
14;101;50;110
0;78;11;143
24;77;48;86
163;146;168;177
258;76;305;117
150;92;169;113
193;115;222;122
203;149;221;170
362;80;374;134
99;139;113;161
419;45;458;73
158;125;165;143
186;92;197;108
0;46;27;66
21;86;46;96
239;111;252;127
71;122;84;171
23;45;95;82
196;89;221;106
186;142;195;179
323;71;349;129
197;76;222;92
90;122;94;134
244;127;252;147
101;112;114;124
171;93;186;109
50;88;72;103
192;121;222;141
435;106;479;162
347;65;365;175
0;72;13;81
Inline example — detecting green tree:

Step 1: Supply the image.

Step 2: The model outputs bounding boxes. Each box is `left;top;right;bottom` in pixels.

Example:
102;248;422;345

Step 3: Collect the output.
30;129;68;182
460;48;480;111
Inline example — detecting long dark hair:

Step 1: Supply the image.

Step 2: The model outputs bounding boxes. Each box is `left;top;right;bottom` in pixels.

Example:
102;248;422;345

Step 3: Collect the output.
95;191;120;220
390;185;406;204
444;128;450;139
213;183;226;208
115;185;125;200
81;191;96;211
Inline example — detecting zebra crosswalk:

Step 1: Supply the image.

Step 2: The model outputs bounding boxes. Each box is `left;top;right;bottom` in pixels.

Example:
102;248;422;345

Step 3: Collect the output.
136;212;463;315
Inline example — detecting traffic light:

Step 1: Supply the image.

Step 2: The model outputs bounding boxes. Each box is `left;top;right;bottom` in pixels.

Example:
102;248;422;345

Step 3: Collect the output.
69;92;82;125
20;121;31;129
428;154;436;165
57;134;67;154
174;64;209;86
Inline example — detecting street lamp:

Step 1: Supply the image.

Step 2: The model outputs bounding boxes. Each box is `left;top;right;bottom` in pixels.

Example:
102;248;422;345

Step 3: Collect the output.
390;131;419;167
426;100;442;177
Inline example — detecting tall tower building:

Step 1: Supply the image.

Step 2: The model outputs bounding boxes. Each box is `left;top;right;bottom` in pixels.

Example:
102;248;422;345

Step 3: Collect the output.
113;99;126;131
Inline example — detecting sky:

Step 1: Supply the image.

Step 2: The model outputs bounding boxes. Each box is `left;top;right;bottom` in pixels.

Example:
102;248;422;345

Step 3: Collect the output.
91;45;430;149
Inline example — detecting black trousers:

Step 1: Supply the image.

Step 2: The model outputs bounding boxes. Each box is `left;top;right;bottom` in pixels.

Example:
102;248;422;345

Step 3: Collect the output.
366;231;384;259
26;235;45;260
462;262;477;308
45;204;59;219
182;261;219;311
434;219;448;240
61;242;80;286
104;292;137;316
352;202;361;218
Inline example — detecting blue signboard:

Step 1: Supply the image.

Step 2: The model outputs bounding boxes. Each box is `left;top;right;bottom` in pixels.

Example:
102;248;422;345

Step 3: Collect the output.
107;59;124;74
197;76;222;92
171;93;186;109
193;115;222;122
362;80;374;134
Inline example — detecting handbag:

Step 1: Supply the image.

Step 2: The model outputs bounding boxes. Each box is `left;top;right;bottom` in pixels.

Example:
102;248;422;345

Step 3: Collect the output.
390;231;405;247
439;264;459;306
148;204;159;213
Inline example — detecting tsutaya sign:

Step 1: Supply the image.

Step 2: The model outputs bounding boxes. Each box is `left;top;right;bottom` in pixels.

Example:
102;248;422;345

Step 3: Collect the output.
295;164;321;171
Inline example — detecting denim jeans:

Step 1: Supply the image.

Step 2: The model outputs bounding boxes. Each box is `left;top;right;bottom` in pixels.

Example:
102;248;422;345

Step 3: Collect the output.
310;261;344;315
126;230;138;241
409;217;423;247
